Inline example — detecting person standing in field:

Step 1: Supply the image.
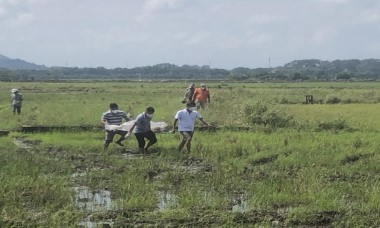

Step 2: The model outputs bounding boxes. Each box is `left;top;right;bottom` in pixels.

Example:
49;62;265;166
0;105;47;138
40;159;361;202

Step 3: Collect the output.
101;103;131;149
11;88;23;115
182;83;195;103
129;106;157;155
192;83;210;110
173;101;210;153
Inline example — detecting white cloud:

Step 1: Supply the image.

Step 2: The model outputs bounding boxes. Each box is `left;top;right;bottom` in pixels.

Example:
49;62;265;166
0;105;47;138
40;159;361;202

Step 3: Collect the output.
13;12;34;25
1;0;380;69
367;42;380;52
363;11;380;23
248;14;279;25
211;3;225;12
246;32;273;45
0;0;35;25
143;0;182;12
80;27;151;50
314;0;349;3
184;31;211;45
311;28;336;45
136;0;187;22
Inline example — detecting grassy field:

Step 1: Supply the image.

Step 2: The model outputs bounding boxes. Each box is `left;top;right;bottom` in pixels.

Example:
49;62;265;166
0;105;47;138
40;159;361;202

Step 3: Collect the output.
0;81;379;227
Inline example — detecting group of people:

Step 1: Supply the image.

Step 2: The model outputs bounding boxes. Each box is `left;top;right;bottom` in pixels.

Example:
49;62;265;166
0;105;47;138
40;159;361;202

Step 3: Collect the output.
101;83;211;154
10;84;211;155
183;83;211;110
101;103;159;155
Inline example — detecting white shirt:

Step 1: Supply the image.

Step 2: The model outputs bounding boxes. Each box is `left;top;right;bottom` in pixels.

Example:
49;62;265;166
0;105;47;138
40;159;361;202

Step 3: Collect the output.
175;109;202;131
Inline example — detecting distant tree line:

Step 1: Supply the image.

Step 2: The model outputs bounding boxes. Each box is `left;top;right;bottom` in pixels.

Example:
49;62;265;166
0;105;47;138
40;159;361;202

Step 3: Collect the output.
229;59;380;82
1;59;380;82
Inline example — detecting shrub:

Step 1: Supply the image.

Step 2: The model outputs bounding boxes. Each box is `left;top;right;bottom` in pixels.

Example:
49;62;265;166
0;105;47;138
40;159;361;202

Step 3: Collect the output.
324;96;341;104
315;118;353;132
243;102;294;128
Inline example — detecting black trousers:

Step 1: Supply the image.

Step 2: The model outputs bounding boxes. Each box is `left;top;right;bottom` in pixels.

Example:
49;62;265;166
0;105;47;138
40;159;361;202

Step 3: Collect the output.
104;130;128;144
134;130;157;148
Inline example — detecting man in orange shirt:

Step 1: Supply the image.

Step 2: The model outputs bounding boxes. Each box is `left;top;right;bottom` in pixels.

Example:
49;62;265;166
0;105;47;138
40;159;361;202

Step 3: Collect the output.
192;83;210;110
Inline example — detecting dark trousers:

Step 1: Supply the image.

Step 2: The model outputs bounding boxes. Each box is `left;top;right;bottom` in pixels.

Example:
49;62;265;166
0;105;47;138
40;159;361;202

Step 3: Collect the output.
134;130;157;148
104;130;128;145
12;105;21;115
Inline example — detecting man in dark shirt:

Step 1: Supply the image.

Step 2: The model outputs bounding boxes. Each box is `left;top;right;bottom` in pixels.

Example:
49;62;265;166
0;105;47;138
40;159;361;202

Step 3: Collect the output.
11;88;23;115
129;106;157;155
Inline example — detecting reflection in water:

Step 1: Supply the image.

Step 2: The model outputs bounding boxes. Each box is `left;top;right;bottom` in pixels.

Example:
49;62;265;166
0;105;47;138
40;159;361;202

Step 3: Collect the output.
13;138;33;149
78;218;114;228
232;200;249;212
231;193;249;212
74;186;114;212
78;219;97;228
157;191;178;211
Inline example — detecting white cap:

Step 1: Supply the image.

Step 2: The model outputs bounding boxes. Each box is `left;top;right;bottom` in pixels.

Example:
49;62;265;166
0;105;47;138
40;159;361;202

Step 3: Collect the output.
11;88;18;93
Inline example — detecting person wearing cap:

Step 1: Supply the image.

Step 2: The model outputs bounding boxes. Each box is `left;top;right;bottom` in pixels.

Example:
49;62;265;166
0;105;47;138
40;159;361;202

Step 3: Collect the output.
128;106;157;155
11;88;23;115
192;83;210;110
173;101;210;153
182;83;195;103
101;103;131;149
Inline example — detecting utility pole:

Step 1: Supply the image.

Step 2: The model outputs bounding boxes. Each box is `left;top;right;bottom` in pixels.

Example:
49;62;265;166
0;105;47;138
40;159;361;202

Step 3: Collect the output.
268;57;271;69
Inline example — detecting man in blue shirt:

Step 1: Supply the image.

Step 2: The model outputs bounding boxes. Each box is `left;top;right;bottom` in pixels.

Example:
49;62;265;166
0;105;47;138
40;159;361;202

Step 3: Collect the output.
129;106;157;155
101;103;130;149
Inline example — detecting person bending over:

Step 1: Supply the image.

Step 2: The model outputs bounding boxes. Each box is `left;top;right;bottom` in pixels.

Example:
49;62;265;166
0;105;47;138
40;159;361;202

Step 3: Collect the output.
129;106;157;155
101;103;131;149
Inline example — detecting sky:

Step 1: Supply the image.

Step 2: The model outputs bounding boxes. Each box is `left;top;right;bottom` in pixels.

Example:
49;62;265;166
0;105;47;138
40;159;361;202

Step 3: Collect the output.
0;0;380;69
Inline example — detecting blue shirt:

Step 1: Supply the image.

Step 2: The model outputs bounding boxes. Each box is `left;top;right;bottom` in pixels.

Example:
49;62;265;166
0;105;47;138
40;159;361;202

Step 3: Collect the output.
133;112;152;133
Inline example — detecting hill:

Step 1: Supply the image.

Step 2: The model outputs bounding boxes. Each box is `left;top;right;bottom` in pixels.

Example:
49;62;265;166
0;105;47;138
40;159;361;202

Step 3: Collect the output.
1;53;380;81
0;54;48;70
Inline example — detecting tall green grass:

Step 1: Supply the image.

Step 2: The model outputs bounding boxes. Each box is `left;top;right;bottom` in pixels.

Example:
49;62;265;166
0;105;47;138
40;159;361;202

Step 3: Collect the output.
1;81;379;226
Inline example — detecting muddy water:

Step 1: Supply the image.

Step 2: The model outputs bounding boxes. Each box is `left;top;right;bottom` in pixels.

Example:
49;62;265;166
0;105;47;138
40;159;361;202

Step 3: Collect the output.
78;218;114;228
13;137;34;149
157;191;178;211
74;186;116;228
74;186;114;212
231;193;249;212
232;199;249;212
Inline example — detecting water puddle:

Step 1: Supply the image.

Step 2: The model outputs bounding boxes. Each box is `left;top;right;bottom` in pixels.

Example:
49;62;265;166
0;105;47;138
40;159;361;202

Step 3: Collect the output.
276;206;293;215
232;200;249;212
157;191;178;211
78;218;114;228
71;172;87;178
120;149;141;159
74;186;115;212
13;137;34;149
74;186;116;227
231;193;249;212
171;157;213;174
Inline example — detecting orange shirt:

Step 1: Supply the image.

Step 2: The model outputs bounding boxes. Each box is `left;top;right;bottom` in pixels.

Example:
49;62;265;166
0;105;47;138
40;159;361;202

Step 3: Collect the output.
193;88;210;102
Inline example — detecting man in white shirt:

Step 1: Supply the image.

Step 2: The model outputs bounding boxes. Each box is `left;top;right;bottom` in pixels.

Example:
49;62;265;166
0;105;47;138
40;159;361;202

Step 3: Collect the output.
173;101;210;153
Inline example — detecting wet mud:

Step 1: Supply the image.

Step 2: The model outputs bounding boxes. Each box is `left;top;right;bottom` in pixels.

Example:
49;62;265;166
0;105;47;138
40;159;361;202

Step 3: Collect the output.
251;154;279;166
341;153;375;164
